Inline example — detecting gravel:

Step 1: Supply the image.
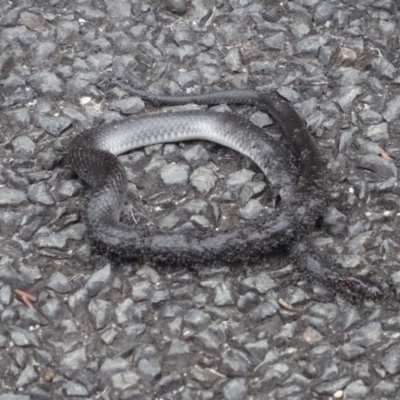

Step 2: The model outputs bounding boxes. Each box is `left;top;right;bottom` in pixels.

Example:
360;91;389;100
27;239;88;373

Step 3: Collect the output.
1;0;400;398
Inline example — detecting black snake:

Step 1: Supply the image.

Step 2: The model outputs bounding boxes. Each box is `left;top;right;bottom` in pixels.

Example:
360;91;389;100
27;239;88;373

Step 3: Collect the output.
66;89;384;301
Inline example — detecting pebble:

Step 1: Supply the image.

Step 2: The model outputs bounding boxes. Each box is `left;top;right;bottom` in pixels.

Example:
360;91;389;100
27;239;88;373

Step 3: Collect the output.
190;166;218;194
160;163;190;185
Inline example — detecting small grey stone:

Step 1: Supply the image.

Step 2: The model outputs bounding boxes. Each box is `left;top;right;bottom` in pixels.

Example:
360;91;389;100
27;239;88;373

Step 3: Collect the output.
10;135;35;158
356;138;380;155
214;281;236;306
18;264;42;285
131;280;153;301
189;214;212;228
195;329;224;354
263;31;286;51
62;347;87;370
230;0;249;8
160;163;190;185
359;109;382;125
88;298;113;330
137;265;160;283
152;289;170;306
344;380;369;398
10;327;40;347
249;59;277;74
239;181;266;206
85;264;113;297
249;111;273;128
309;303;339;323
371;57;396;79
167;339;191;356
381;343;400;374
40;297;64;319
339;343;365;361
351;322;382;347
273;322;297;347
373;380;398;397
28;71;64;98
172;70;199;89
278;87;301;103
382;316;400;331
190;166;218;194
76;5;106;21
144;155;167;174
55;180;82;200
0;284;12;305
17;306;47;326
383;95;400;122
224;47;242;72
68;288;89;317
110;97;145;114
242;271;276;294
115;298;135;325
290;21;310;39
56;20;79;44
220;349;250;377
100;357;129;377
158;213;180;230
227;169;255;187
314;377;352;395
336;86;363;112
314;1;336;24
245;339;269;362
0;211;22;235
280;287;310;306
138;358;162;381
101;327;118;345
222;377;247;400
182;144;209;166
33;113;72;136
27;182;54;205
336;67;367;86
190;365;222;388
62;224;86;243
0;256;21;288
165;0;188;15
63;381;89;397
199;32;215;48
183;309;211;330
364;123;389;142
0;393;31;400
87;52;113;71
295;35;329;55
12;347;28;369
35;232;68;250
16;364;38;388
237;291;260;313
240;199;264;220
156;372;183;395
47;271;72;293
332;306;361;331
358;154;397;179
112;371;140;391
0;188;27;206
183;199;208;215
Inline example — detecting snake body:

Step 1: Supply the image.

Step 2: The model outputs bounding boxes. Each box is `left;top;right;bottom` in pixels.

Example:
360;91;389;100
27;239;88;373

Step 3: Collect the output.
67;90;327;264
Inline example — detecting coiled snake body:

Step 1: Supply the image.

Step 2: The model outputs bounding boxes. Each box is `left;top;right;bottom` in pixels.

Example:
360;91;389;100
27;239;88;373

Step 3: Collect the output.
67;90;325;261
67;89;383;301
